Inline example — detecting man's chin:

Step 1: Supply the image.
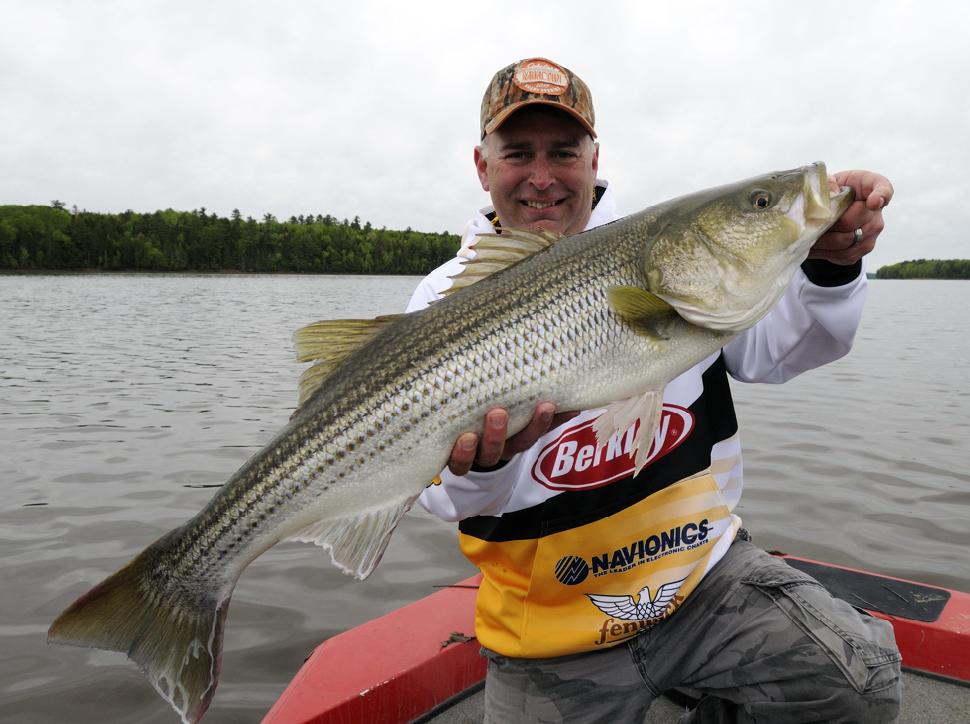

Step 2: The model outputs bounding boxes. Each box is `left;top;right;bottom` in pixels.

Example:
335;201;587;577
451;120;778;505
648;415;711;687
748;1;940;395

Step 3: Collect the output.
523;218;569;236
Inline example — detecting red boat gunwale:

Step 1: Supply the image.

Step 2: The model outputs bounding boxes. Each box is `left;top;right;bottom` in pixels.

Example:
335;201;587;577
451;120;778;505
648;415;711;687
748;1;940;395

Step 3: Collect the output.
264;560;970;723
263;575;485;724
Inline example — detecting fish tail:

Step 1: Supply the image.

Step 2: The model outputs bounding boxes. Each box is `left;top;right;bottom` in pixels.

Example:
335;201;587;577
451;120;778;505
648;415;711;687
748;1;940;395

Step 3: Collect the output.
48;545;230;724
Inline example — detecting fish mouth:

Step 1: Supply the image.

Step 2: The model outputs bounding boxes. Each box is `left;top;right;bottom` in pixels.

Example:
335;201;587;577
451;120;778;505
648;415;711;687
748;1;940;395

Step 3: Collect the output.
804;161;854;225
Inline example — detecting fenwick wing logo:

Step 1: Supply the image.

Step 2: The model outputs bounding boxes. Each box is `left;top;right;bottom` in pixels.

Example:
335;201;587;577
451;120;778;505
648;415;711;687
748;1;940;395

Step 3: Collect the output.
531;404;695;490
587;577;687;646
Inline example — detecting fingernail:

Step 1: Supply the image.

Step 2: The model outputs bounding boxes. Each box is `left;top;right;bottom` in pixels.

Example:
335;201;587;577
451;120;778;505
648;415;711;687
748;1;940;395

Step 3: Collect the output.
488;411;507;429
459;434;477;451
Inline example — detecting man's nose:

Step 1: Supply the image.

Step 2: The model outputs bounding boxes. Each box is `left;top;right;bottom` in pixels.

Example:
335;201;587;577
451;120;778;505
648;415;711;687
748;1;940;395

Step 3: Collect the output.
529;158;554;190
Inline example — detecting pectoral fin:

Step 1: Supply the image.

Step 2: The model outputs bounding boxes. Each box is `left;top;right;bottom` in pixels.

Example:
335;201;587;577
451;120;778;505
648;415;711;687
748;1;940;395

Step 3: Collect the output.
606;286;675;339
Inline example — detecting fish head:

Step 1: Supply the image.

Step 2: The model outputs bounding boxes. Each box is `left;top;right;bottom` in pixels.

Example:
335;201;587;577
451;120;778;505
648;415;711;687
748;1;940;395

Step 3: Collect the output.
644;162;854;333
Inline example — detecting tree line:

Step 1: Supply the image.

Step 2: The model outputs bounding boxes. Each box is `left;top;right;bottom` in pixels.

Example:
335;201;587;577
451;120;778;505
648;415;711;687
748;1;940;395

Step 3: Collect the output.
875;259;970;279
0;202;461;274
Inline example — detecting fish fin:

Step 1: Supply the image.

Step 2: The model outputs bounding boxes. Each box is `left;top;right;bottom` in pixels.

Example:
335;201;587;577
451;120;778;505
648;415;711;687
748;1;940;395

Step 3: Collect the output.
48;545;230;724
296;362;333;409
292;315;402;406
285;495;418;579
442;228;563;296
293;316;402;363
606;286;675;339
592;390;664;476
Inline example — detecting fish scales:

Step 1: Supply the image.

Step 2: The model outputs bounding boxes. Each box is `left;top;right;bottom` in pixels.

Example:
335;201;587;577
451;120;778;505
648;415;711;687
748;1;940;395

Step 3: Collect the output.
157;219;658;594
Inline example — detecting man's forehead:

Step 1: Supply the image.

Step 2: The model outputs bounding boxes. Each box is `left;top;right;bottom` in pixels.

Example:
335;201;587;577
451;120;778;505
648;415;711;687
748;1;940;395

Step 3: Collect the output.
488;106;592;146
495;137;583;150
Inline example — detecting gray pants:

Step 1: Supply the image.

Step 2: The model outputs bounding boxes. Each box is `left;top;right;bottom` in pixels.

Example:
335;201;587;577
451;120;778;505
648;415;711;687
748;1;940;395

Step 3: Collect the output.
483;540;901;723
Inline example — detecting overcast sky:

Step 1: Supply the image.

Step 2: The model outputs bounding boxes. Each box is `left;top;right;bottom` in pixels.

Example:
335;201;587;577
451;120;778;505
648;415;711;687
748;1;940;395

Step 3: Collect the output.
2;1;968;270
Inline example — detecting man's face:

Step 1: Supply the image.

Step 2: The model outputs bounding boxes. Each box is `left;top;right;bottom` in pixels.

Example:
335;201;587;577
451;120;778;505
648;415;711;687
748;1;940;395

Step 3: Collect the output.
475;107;599;237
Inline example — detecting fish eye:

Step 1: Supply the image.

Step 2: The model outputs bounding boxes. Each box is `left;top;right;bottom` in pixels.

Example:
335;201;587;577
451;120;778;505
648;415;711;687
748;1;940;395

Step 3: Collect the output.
749;190;773;209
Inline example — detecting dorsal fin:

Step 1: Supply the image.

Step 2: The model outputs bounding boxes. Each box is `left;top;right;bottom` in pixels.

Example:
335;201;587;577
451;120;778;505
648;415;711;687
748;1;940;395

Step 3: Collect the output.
442;228;563;297
293;315;402;363
292;315;402;407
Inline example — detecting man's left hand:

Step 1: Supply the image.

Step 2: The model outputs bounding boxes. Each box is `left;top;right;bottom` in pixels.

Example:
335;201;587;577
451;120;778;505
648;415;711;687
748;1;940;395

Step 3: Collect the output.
809;170;894;265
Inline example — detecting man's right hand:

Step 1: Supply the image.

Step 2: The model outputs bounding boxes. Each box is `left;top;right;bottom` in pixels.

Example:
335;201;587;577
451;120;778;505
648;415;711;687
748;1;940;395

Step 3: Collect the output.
447;403;579;476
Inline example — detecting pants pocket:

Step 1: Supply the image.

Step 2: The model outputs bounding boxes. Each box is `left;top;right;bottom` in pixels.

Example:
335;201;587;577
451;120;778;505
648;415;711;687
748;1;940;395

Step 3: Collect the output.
741;560;901;694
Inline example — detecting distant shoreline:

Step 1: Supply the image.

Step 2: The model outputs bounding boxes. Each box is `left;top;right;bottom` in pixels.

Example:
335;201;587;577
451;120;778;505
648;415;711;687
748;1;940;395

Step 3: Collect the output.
0;205;459;275
5;270;968;281
0;268;423;276
6;269;967;280
874;259;970;280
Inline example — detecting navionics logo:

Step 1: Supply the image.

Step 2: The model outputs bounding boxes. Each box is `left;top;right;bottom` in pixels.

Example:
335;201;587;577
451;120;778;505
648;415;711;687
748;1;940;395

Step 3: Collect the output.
554;556;590;585
553;519;710;585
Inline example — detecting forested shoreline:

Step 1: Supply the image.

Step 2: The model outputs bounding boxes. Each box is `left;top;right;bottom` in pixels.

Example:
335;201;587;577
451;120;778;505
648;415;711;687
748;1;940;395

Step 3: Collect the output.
3;203;967;280
875;259;970;279
0;203;460;274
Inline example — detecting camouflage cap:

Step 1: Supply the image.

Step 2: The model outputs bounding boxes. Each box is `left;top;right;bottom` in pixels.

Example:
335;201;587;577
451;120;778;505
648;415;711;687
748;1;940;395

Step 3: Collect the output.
480;57;595;139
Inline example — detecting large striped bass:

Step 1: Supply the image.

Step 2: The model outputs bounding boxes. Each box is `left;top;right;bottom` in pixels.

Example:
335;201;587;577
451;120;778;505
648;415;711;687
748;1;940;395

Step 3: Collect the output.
48;162;853;722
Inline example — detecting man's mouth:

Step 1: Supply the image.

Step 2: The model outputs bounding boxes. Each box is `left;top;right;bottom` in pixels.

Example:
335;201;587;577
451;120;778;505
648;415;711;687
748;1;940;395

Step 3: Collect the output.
522;199;562;209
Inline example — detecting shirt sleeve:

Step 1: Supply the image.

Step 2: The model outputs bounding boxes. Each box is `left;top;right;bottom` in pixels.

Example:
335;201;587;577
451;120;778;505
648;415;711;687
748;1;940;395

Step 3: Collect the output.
417;466;521;522
723;261;867;384
406;257;461;313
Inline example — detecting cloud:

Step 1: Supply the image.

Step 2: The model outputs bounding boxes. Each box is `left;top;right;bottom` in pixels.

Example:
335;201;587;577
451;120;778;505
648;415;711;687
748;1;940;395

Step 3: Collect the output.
2;1;968;268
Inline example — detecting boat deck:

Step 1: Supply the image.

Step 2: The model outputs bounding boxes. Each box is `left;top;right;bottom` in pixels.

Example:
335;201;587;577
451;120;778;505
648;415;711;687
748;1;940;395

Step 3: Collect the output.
422;671;970;723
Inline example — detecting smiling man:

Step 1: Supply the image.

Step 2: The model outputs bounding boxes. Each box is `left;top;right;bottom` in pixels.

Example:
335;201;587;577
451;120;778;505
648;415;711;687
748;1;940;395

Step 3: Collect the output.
475;58;600;239
406;58;900;723
474;106;599;237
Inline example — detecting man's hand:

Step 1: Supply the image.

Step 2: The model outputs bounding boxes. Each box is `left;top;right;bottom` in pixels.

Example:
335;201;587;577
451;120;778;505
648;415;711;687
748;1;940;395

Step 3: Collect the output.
447;403;579;476
810;170;894;265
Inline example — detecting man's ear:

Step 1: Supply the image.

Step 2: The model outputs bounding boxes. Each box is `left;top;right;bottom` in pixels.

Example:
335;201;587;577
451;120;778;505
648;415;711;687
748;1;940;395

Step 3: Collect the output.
591;141;600;177
474;145;489;192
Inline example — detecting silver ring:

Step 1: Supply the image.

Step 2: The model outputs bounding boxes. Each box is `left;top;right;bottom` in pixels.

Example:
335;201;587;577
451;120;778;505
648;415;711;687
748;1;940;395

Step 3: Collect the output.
852;228;863;246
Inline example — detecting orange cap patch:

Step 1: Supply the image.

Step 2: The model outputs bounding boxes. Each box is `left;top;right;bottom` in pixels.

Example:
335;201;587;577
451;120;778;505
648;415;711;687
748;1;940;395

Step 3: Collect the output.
513;58;570;96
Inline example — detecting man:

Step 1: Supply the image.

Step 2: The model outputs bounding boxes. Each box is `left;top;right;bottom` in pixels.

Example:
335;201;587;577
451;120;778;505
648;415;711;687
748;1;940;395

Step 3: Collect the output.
407;57;899;723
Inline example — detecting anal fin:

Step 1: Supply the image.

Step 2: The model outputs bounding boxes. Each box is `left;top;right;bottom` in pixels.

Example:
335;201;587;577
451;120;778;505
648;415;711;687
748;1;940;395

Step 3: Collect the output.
284;495;418;580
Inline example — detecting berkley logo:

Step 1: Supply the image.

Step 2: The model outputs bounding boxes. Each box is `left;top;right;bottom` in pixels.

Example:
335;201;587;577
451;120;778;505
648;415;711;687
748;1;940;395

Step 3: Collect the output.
531;404;694;490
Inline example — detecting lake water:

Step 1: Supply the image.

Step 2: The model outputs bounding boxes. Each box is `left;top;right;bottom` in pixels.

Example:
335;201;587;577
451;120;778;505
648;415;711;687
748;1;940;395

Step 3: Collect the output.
1;274;968;723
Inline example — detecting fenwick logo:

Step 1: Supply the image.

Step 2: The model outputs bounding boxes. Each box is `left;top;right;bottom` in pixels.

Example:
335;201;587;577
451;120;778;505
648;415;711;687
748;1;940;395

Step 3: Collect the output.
531;404;695;490
587;578;687;645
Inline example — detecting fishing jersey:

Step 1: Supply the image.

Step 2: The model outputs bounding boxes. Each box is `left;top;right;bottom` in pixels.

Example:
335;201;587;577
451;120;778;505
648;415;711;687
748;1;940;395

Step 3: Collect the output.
406;180;868;658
